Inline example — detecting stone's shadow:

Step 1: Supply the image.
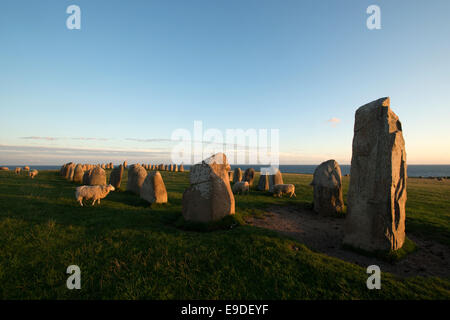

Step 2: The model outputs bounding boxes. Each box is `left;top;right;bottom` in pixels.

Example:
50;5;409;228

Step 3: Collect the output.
246;206;450;279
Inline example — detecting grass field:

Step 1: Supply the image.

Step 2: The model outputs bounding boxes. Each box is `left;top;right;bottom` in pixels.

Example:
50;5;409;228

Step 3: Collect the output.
0;169;449;299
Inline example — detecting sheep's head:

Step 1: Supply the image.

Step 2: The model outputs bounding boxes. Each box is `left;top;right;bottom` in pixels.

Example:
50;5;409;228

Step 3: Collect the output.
107;184;115;192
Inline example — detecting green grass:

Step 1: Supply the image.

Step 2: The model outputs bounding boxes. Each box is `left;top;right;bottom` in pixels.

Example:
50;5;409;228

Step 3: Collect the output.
0;170;449;299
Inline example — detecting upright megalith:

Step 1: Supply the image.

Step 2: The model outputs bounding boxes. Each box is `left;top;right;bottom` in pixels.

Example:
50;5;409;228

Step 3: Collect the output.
310;160;344;215
243;168;255;186
343;97;407;252
63;162;74;179
182;153;235;222
82;169;92;185
73;164;85;184
66;163;76;181
179;164;184;172
89;166;107;186
140;171;168;204
109;164;124;189
127;164;148;195
257;173;270;191
233;168;242;183
258;168;283;192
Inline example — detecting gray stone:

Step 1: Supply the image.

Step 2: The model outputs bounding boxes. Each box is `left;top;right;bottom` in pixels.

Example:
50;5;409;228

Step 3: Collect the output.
127;164;148;194
343;97;407;252
182;153;235;222
140;171;168;204
311;160;344;215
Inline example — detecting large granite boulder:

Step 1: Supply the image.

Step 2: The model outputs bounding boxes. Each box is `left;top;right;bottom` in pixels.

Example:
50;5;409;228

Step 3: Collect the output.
182;153;235;222
73;164;85;184
127;164;148;194
343;97;407;252
109;164;124;189
233;168;242;183
89;166;107;185
311;160;344;215
140;171;168;204
243;168;255;186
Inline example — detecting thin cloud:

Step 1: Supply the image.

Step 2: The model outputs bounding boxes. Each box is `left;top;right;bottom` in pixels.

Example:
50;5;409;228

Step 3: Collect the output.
20;136;111;141
21;136;59;141
326;118;341;127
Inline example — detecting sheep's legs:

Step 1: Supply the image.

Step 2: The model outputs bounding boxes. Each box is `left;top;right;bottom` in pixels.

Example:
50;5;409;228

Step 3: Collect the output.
92;199;96;206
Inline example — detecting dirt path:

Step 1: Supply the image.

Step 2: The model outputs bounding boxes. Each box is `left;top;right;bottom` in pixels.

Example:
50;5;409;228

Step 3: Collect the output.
246;207;450;278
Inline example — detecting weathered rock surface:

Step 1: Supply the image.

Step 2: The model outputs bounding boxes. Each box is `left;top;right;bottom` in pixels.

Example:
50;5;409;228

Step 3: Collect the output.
127;164;148;194
343;97;407;252
182;153;235;222
258;169;284;192
89;166;107;186
140;171;168;204
179;164;184;172
310;160;344;215
109;164;124;189
233;168;242;183
67;163;76;181
82;169;92;185
257;173;270;191
243;168;255;186
73;164;85;184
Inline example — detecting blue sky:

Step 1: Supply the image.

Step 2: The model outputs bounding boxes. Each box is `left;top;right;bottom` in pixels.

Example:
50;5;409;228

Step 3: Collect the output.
1;0;450;165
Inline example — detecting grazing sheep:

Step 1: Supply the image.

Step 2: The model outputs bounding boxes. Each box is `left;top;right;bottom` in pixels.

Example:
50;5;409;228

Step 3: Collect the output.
23;166;30;171
232;181;249;195
272;184;296;198
29;169;38;179
15;167;21;175
75;184;115;206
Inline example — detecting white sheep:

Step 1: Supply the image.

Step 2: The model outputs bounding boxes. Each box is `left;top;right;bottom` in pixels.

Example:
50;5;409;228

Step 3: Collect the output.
75;184;115;206
232;181;249;195
29;169;38;179
272;184;296;198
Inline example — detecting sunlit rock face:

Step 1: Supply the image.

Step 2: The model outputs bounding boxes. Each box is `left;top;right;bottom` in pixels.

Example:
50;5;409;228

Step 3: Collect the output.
182;153;235;223
344;97;407;252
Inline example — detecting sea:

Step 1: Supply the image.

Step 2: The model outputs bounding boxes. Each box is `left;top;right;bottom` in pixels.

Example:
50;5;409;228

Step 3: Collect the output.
5;164;450;178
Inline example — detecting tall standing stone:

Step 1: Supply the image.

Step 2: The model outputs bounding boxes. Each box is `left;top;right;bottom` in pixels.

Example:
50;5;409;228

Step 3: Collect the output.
82;169;92;185
127;164;148;195
140;171;168;204
243;168;255;186
179;164;184;172
233;168;242;183
73;164;85;184
89;166;107;186
310;160;344;215
67;163;76;181
109;164;124;189
182;153;235;222
343;97;407;252
257;173;270;191
258;168;283;192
